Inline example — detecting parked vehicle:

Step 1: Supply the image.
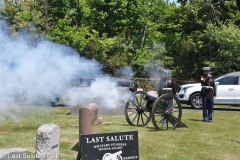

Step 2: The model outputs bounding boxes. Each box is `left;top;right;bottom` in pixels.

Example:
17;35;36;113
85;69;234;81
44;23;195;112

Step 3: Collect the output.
70;76;137;92
111;77;138;92
177;71;240;109
8;76;137;106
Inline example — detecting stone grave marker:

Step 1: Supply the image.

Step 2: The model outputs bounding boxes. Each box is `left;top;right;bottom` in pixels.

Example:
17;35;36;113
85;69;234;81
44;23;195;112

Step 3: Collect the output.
35;123;60;160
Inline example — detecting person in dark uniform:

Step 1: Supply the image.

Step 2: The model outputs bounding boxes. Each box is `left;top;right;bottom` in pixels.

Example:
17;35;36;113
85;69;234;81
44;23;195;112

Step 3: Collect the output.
158;69;177;98
200;67;216;122
157;69;177;111
144;69;177;110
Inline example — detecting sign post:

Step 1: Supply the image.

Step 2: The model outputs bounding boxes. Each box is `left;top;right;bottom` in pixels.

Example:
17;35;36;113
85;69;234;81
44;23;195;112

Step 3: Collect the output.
80;131;139;160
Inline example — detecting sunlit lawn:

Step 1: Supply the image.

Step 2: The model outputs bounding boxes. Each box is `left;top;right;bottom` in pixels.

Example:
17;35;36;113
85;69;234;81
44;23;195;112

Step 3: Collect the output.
0;105;240;160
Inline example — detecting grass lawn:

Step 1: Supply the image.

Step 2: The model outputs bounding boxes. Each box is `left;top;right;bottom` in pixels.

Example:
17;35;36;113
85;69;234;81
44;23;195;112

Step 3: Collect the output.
0;105;240;160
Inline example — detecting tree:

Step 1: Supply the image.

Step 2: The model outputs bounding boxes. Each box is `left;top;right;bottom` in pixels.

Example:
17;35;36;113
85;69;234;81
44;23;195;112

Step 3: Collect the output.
161;0;240;80
202;23;240;75
84;0;168;76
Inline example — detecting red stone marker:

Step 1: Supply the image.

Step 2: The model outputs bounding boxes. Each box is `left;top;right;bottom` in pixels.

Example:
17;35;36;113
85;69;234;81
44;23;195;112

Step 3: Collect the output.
79;103;99;135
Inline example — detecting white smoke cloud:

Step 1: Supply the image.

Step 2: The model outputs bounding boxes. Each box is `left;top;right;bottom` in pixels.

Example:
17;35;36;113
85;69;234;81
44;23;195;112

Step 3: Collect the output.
0;19;131;120
115;66;135;78
0;0;5;10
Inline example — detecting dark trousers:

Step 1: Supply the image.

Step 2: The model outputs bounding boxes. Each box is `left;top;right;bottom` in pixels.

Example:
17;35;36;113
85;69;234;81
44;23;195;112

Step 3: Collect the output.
202;97;214;122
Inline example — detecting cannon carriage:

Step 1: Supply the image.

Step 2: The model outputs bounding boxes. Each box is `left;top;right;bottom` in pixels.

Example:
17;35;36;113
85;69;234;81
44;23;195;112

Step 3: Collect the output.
124;90;183;130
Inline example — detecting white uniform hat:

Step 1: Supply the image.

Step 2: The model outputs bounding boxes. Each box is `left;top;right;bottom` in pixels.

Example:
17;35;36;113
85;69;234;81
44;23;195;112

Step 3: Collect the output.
202;67;211;71
163;69;171;75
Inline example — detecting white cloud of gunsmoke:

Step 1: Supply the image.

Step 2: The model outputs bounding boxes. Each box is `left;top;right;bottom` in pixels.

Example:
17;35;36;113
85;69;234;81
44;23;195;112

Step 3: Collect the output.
0;19;131;120
0;1;5;10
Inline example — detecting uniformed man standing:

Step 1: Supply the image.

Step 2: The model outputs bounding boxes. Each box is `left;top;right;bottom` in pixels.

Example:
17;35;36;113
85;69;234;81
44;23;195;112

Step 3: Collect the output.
200;67;216;122
156;69;177;125
157;69;177;112
158;69;177;98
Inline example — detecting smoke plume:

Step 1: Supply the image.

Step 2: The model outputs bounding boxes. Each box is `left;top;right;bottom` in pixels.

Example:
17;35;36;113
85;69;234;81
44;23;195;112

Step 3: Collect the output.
0;1;5;10
0;19;131;120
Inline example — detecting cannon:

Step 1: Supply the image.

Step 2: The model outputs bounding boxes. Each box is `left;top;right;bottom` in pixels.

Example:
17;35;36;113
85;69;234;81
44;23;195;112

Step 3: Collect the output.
125;91;184;130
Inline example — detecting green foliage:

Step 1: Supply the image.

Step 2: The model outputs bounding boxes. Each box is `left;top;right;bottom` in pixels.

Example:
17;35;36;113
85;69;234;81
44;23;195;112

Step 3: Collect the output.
202;23;240;75
163;0;240;80
3;0;41;31
49;24;90;53
2;0;240;80
81;0;169;76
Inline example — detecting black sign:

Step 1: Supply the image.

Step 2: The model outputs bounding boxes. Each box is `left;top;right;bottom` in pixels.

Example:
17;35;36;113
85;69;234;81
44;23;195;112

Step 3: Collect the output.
80;131;139;160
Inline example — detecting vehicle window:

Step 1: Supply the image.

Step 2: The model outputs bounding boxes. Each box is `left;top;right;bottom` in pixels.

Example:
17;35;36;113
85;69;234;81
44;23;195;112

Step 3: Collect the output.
238;77;240;85
217;76;236;85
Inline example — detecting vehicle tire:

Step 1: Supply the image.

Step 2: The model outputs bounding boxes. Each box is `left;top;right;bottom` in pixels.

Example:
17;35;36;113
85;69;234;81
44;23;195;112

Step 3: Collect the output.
50;95;61;106
190;93;202;109
32;95;61;106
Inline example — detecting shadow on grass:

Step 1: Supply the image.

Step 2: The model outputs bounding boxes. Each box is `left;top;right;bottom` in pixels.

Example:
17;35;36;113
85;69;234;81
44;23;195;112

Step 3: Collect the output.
146;127;160;132
188;118;203;121
71;141;79;152
121;124;133;126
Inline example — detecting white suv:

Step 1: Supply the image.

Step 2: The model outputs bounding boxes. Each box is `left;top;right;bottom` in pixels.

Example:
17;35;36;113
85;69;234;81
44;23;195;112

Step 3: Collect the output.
177;71;240;108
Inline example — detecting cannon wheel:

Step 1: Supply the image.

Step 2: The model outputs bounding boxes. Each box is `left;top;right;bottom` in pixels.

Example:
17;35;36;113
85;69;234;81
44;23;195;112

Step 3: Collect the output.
125;91;151;126
151;93;182;130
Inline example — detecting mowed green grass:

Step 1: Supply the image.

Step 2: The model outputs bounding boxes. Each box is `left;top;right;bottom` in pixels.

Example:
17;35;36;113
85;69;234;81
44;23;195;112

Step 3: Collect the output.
0;105;240;160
